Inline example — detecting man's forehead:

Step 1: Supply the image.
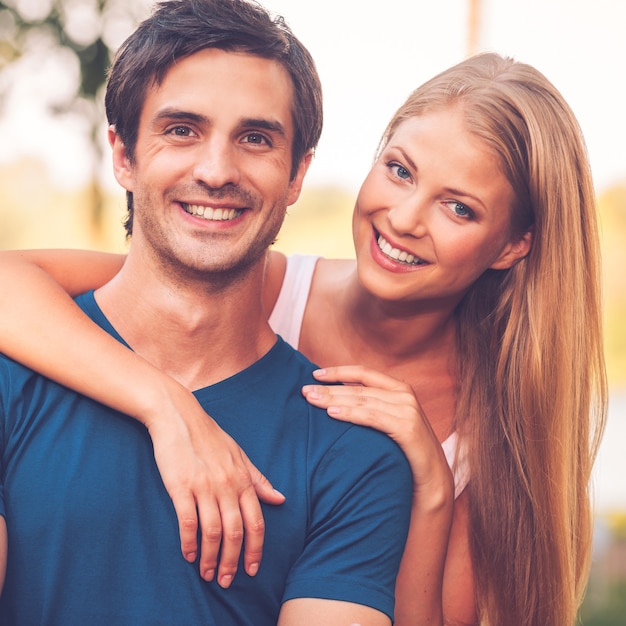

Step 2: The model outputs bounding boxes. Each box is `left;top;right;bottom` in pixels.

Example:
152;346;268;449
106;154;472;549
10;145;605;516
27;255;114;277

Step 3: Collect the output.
143;49;295;130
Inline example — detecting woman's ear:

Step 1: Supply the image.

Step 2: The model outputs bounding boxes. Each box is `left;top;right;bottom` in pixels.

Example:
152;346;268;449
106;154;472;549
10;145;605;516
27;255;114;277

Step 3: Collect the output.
490;228;533;270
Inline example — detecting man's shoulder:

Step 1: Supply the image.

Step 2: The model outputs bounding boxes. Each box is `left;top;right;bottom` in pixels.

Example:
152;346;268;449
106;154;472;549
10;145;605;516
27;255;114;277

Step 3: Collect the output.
282;350;411;480
74;290;104;325
264;335;320;385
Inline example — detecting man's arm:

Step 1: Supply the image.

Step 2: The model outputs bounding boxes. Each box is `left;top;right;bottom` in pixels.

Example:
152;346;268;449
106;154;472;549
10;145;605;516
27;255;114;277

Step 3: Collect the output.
278;598;390;626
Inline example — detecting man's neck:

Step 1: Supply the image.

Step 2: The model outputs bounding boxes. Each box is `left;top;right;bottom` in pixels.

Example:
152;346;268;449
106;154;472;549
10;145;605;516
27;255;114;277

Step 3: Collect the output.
93;254;276;390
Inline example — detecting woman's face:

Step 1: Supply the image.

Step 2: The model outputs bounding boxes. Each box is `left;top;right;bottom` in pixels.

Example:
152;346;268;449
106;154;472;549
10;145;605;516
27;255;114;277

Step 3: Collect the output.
352;104;531;308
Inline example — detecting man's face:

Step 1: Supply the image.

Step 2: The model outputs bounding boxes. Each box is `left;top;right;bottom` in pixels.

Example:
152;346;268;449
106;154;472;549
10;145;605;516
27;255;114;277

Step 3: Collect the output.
110;48;309;279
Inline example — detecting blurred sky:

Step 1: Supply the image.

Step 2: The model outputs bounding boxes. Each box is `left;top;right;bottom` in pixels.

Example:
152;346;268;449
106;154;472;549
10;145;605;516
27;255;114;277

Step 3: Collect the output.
0;0;625;195
1;0;625;510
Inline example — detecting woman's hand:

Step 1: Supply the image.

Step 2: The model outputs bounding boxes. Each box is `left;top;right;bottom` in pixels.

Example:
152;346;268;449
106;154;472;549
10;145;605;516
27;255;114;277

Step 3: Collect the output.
144;382;285;589
302;365;452;498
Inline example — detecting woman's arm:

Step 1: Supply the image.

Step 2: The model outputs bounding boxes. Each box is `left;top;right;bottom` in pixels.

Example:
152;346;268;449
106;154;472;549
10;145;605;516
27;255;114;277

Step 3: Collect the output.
302;366;454;626
7;248;126;295
0;250;284;586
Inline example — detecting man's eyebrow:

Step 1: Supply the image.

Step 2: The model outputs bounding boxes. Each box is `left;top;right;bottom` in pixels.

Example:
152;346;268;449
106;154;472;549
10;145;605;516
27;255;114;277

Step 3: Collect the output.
152;108;208;125
240;118;287;138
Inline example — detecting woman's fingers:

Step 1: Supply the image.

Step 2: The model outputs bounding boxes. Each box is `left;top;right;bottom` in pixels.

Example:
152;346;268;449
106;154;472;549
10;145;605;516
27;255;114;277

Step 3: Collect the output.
207;490;244;588
307;384;414;408
312;364;413;392
244;454;286;506
240;452;284;576
168;487;202;563
238;485;267;578
302;381;423;448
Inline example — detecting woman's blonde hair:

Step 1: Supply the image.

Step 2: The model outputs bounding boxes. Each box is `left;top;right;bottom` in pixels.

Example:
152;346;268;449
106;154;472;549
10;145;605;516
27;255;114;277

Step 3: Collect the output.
380;53;607;625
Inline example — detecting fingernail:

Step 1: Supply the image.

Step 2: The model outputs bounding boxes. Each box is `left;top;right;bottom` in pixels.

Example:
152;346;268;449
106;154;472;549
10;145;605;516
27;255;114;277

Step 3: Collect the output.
313;368;327;376
203;568;214;581
273;488;285;498
220;574;233;589
185;551;197;562
248;562;259;576
327;406;341;416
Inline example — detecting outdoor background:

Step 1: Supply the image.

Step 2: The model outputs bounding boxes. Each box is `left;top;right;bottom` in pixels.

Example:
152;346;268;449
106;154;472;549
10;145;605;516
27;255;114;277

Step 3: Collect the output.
1;0;625;622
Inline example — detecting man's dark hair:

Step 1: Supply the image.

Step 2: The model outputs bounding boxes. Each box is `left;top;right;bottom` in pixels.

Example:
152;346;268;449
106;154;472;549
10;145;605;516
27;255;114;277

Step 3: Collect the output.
104;0;323;236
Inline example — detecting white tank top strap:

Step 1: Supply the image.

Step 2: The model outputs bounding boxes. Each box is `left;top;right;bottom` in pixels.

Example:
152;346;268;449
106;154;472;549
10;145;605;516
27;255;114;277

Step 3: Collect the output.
268;254;320;348
441;431;470;499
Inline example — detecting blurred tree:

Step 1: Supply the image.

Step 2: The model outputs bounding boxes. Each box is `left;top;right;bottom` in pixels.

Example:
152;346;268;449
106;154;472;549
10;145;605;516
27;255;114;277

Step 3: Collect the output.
580;581;626;625
0;0;148;234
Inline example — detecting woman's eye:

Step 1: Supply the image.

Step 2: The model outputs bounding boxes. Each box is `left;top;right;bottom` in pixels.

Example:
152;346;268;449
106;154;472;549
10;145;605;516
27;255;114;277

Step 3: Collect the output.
389;162;411;180
447;201;474;219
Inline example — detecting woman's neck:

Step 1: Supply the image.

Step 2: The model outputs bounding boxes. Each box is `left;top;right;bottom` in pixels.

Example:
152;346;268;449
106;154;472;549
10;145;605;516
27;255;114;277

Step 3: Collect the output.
299;262;456;369
343;269;458;362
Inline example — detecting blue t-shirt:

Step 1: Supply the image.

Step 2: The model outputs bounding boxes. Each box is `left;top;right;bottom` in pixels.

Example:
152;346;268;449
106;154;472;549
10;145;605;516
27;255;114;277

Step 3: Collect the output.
0;291;412;625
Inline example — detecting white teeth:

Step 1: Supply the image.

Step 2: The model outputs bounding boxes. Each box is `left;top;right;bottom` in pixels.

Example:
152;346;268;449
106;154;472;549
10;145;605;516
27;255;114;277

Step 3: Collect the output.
184;204;242;221
377;235;425;266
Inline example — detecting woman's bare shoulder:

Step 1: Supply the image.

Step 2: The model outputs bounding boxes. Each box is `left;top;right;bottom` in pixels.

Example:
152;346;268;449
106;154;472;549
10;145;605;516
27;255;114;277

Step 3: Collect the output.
264;253;354;305
313;257;356;289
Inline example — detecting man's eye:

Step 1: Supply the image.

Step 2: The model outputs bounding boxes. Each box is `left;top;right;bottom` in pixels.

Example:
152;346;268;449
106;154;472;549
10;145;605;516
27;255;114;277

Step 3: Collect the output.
243;133;267;145
167;126;194;137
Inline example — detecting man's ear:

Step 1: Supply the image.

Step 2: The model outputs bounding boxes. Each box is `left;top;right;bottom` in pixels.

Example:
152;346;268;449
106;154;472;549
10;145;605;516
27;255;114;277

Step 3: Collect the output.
490;228;533;270
108;126;134;192
286;150;314;206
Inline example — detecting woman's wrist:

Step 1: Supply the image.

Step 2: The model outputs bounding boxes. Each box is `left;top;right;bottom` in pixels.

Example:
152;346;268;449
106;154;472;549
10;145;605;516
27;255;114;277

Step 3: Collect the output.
122;364;190;430
412;464;455;515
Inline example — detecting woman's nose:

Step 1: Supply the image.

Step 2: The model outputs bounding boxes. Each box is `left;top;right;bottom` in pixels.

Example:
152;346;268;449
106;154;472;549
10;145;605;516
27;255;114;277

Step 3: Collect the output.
387;192;429;238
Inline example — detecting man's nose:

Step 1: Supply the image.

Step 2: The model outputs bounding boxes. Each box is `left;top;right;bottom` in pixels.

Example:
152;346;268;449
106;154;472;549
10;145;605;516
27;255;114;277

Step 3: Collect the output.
192;136;241;189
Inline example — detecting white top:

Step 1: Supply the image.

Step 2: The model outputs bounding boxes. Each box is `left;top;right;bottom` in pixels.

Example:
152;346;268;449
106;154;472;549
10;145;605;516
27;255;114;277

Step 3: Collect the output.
268;254;470;498
269;254;319;347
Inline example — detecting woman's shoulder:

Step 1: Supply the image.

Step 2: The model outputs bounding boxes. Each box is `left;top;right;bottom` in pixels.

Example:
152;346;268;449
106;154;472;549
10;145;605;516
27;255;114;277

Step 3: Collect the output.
264;252;355;311
312;257;356;291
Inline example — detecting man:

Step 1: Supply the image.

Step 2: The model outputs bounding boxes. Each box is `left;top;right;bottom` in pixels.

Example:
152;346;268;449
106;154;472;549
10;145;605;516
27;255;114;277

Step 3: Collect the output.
0;0;412;624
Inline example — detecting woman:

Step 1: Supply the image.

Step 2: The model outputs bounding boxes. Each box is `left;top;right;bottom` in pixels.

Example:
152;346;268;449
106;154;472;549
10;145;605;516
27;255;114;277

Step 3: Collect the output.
0;53;606;625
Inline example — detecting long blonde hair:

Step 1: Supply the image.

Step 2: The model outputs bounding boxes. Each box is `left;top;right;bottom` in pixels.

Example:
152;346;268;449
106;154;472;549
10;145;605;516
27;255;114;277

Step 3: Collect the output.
381;53;607;625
